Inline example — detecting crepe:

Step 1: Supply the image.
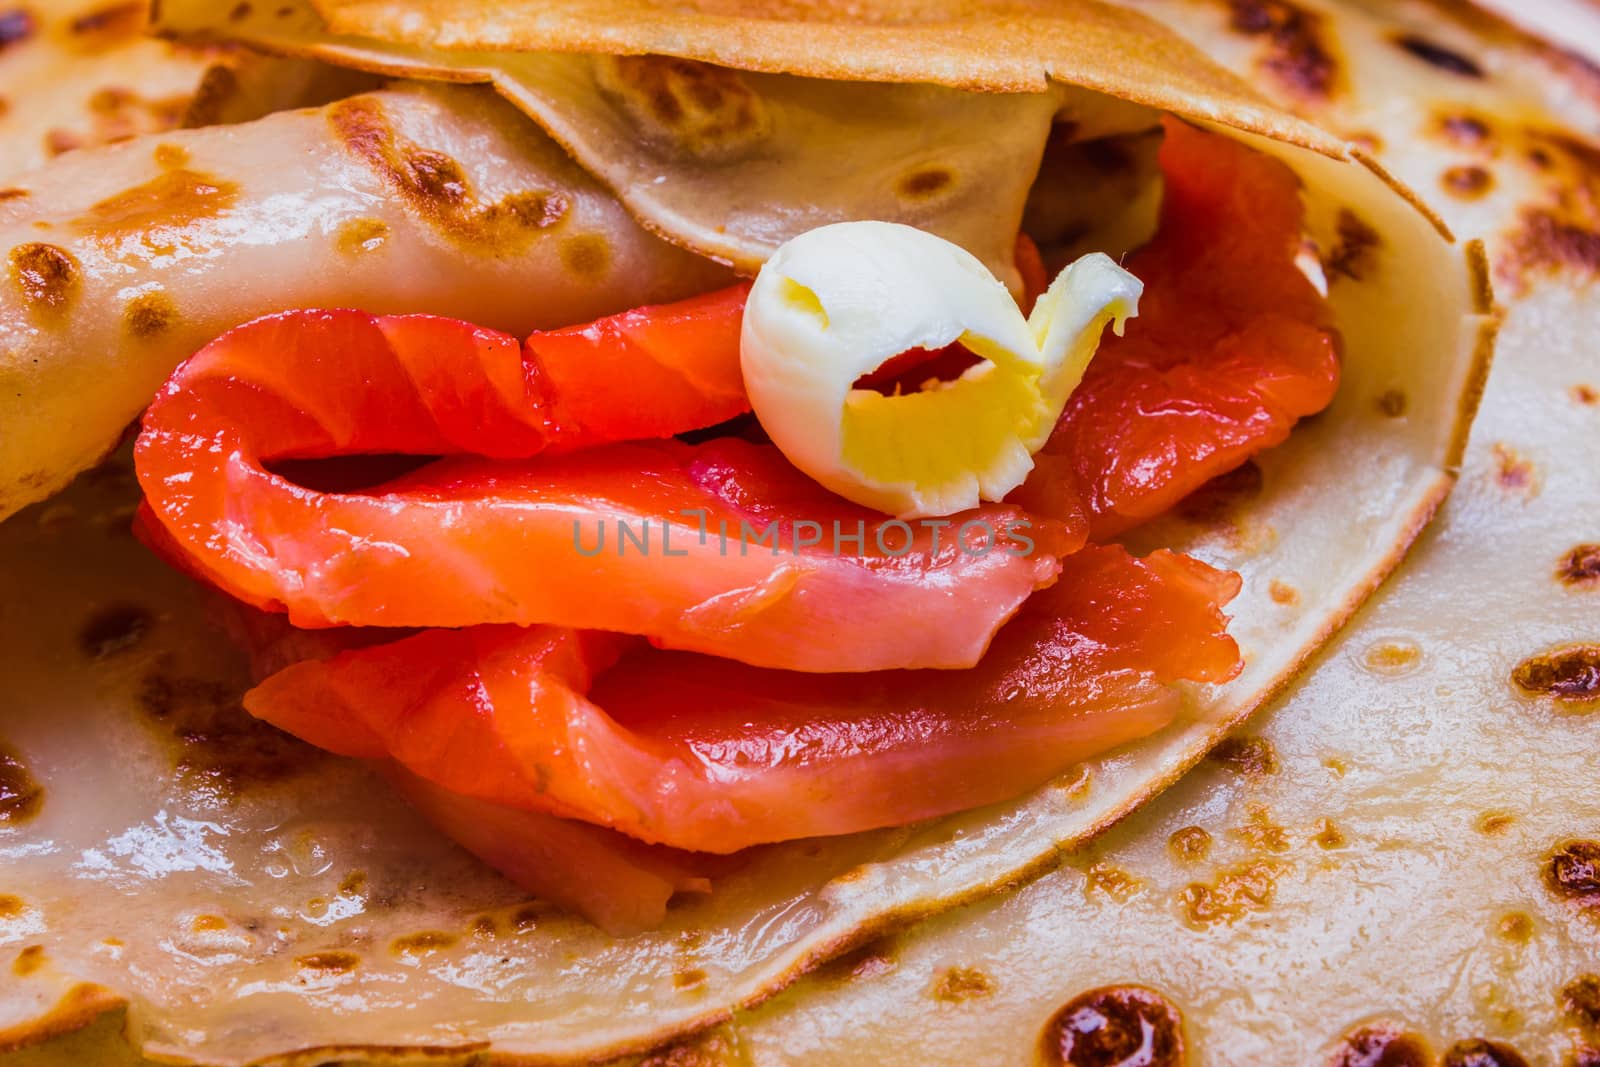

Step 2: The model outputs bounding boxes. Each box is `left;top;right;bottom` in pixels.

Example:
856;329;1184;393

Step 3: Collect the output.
0;2;1492;1065
0;0;371;184
711;2;1600;1064
0;78;738;521
0;0;222;182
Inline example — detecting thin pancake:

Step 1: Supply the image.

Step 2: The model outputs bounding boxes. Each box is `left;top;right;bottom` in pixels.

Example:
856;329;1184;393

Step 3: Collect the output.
721;2;1600;1063
0;2;1493;1064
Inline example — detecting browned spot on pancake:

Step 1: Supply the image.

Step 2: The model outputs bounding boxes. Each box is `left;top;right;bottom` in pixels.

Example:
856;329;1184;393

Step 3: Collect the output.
1495;912;1534;943
673;967;709;991
1513;646;1600;703
930;966;994;1003
1560;545;1600;588
1168;826;1212;864
153;142;190;170
1443;1039;1530;1067
69;2;143;45
1525;127;1600;175
1326;1023;1431;1067
89;86;137;116
1226;0;1338;100
338;870;368;897
897;167;954;200
1233;805;1290;853
818;935;897;984
0;895;26;919
1084;862;1143;903
403;149;466;203
190;914;226;932
1503;210;1600;290
1394;35;1484;78
597;55;771;158
1491;442;1538;495
45;128;82;157
336;217;389;256
1563;974;1600;1030
0;743;43;826
229;1;253;20
1377;389;1408;417
1477;811;1516;836
1438;114;1493;151
1177;459;1263;525
329;97;569;254
512;903;543;932
9;242;80;317
0;187;27;202
0;8;36;51
12;945;44;976
560;233;611;281
1575;384;1599;406
469;915;497;939
74;168;239;247
1545;841;1600;913
50;83;190;153
124;290;178;339
1210;736;1278;778
1315;818;1346;850
1364;641;1421;673
391;930;457;956
1040;984;1185;1066
296;949;360;975
1325;756;1349;776
1269;580;1300;606
1325;209;1382;282
79;603;150;658
1180;860;1284;927
136;659;318;803
638;1026;741;1067
1443;165;1494;199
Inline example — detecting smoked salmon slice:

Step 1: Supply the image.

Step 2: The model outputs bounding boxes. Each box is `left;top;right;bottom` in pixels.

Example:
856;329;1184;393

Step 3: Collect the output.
1014;118;1341;539
242;545;1241;855
390;770;716;937
135;295;1075;672
213;602;717;936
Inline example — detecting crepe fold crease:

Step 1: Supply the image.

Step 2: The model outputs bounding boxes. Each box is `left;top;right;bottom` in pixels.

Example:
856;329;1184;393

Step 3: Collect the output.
0;1;1494;1064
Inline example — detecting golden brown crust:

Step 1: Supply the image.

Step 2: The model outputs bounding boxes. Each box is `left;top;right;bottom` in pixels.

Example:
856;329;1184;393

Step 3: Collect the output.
300;0;1348;156
0;984;122;1055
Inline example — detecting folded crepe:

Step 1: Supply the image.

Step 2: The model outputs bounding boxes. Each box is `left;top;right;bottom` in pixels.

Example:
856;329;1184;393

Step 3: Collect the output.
0;0;1495;1063
724;3;1600;1065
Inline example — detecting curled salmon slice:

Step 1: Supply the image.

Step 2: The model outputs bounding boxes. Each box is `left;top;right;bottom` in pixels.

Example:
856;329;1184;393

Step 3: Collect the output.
213;602;716;936
1013;118;1341;539
135;290;1075;671
391;771;716;937
243;545;1241;855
